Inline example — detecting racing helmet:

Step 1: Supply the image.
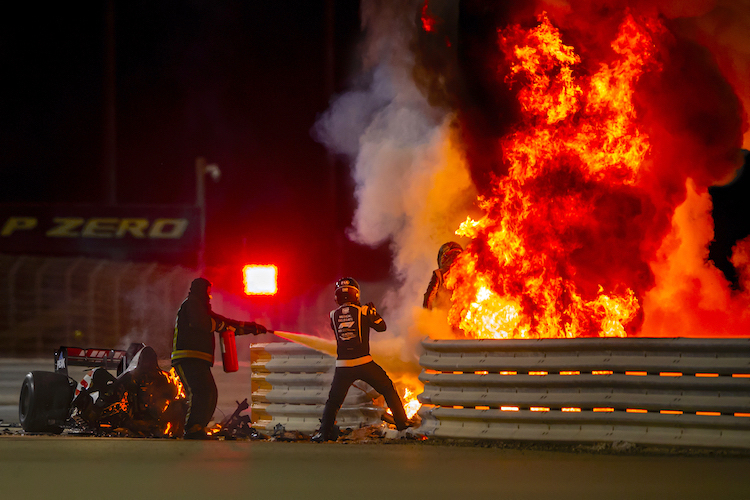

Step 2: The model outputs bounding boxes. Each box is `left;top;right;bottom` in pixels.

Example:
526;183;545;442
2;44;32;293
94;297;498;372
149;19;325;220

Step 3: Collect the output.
334;277;360;305
437;241;463;269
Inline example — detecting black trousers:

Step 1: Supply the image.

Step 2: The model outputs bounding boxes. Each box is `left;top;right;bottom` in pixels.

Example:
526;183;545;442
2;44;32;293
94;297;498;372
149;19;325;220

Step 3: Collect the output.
173;358;217;434
319;361;408;437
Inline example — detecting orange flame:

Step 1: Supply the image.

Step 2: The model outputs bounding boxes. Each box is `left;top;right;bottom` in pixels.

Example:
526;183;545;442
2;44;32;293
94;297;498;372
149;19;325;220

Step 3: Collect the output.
166;367;186;399
420;0;437;33
445;13;664;339
402;387;421;420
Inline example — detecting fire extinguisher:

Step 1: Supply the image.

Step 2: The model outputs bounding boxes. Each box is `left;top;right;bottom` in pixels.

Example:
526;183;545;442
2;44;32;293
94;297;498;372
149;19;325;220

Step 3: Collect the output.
220;328;239;373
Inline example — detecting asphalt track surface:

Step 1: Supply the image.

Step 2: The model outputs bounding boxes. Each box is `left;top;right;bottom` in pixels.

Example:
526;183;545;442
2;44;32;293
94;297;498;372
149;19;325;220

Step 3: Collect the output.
2;359;750;499
1;435;750;500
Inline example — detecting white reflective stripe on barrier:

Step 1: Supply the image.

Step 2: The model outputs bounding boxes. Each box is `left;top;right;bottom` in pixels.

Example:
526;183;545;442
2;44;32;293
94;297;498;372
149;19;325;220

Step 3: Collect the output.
264;388;374;405
419;406;750;429
264;357;334;373
421;337;750;353
419;373;750;390
266;404;384;433
419;387;750;414
420;354;750;374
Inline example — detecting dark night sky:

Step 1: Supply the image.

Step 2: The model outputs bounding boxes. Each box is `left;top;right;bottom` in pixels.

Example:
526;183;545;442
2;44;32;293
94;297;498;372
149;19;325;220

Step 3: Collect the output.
0;1;391;296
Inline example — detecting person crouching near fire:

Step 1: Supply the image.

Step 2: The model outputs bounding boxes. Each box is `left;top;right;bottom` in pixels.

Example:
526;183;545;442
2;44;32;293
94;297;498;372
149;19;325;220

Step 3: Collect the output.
423;241;463;310
312;277;410;442
172;277;267;440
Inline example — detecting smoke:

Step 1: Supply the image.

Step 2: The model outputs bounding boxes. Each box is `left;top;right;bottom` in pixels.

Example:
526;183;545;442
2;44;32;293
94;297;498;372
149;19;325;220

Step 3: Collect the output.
315;0;750;347
314;0;477;366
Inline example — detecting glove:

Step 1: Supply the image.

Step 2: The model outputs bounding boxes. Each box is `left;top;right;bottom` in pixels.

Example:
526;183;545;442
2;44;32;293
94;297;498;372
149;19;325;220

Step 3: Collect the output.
238;321;267;336
366;302;377;315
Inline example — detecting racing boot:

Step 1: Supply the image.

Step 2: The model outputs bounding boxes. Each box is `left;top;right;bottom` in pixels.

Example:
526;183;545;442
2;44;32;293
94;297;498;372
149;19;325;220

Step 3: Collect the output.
311;431;329;443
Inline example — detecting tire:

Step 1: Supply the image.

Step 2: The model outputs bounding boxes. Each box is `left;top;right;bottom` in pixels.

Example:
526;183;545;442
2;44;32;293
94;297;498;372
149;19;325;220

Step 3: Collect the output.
19;371;74;434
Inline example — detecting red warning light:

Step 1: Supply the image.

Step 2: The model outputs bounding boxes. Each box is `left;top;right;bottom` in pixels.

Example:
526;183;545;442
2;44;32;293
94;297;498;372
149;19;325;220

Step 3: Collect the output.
243;265;277;295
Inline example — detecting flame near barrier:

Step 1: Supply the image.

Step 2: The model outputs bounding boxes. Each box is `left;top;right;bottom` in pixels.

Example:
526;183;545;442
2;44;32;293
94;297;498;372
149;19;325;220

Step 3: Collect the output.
446;14;656;339
268;331;422;419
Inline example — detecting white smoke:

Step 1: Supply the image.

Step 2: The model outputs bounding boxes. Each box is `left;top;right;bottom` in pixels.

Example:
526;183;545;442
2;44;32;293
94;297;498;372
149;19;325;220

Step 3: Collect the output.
313;0;476;368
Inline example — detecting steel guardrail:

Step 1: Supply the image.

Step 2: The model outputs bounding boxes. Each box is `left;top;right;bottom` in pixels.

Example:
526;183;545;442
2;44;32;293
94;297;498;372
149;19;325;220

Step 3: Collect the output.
417;337;750;449
250;342;385;434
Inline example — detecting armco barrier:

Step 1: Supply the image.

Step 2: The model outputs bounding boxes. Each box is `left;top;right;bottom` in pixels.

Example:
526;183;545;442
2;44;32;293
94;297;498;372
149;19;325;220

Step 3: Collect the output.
250;342;385;434
417;337;750;449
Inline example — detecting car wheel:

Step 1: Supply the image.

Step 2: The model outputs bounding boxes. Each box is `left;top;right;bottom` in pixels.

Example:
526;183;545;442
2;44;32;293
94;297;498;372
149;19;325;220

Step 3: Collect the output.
19;371;74;434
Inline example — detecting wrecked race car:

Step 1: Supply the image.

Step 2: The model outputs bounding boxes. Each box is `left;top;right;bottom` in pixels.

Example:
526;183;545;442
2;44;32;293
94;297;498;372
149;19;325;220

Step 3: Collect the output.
19;343;187;437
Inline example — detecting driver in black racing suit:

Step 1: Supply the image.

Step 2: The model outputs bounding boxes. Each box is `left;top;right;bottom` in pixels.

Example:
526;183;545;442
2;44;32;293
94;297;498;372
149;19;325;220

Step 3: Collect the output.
172;277;267;439
312;277;410;442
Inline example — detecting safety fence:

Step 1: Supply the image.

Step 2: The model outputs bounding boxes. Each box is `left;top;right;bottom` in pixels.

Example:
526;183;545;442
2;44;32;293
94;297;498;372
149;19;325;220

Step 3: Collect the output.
0;254;194;358
250;342;385;434
417;337;750;449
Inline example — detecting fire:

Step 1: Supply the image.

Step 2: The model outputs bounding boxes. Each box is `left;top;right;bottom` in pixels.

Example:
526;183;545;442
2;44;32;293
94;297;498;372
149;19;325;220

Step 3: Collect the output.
166;367;186;399
402;387;421;420
444;13;664;339
386;381;422;421
420;0;437;33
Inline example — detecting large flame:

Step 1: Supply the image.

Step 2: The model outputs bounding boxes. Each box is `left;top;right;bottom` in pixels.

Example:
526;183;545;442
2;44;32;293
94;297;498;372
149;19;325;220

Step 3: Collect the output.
443;13;663;339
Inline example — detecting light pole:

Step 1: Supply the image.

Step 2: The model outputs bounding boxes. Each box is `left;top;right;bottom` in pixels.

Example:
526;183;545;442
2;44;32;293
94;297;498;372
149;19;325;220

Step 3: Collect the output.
195;157;221;272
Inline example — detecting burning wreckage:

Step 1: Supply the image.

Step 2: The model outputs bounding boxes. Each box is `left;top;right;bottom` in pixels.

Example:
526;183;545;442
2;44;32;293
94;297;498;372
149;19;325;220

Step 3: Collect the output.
17;342;417;441
18;343;258;439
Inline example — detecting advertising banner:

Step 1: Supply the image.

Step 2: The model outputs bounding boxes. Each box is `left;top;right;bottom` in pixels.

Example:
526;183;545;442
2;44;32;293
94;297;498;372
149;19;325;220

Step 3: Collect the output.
0;204;200;262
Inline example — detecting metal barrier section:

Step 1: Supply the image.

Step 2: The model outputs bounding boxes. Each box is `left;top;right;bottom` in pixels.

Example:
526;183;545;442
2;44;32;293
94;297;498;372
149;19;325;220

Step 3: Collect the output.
418;338;750;449
250;342;385;434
